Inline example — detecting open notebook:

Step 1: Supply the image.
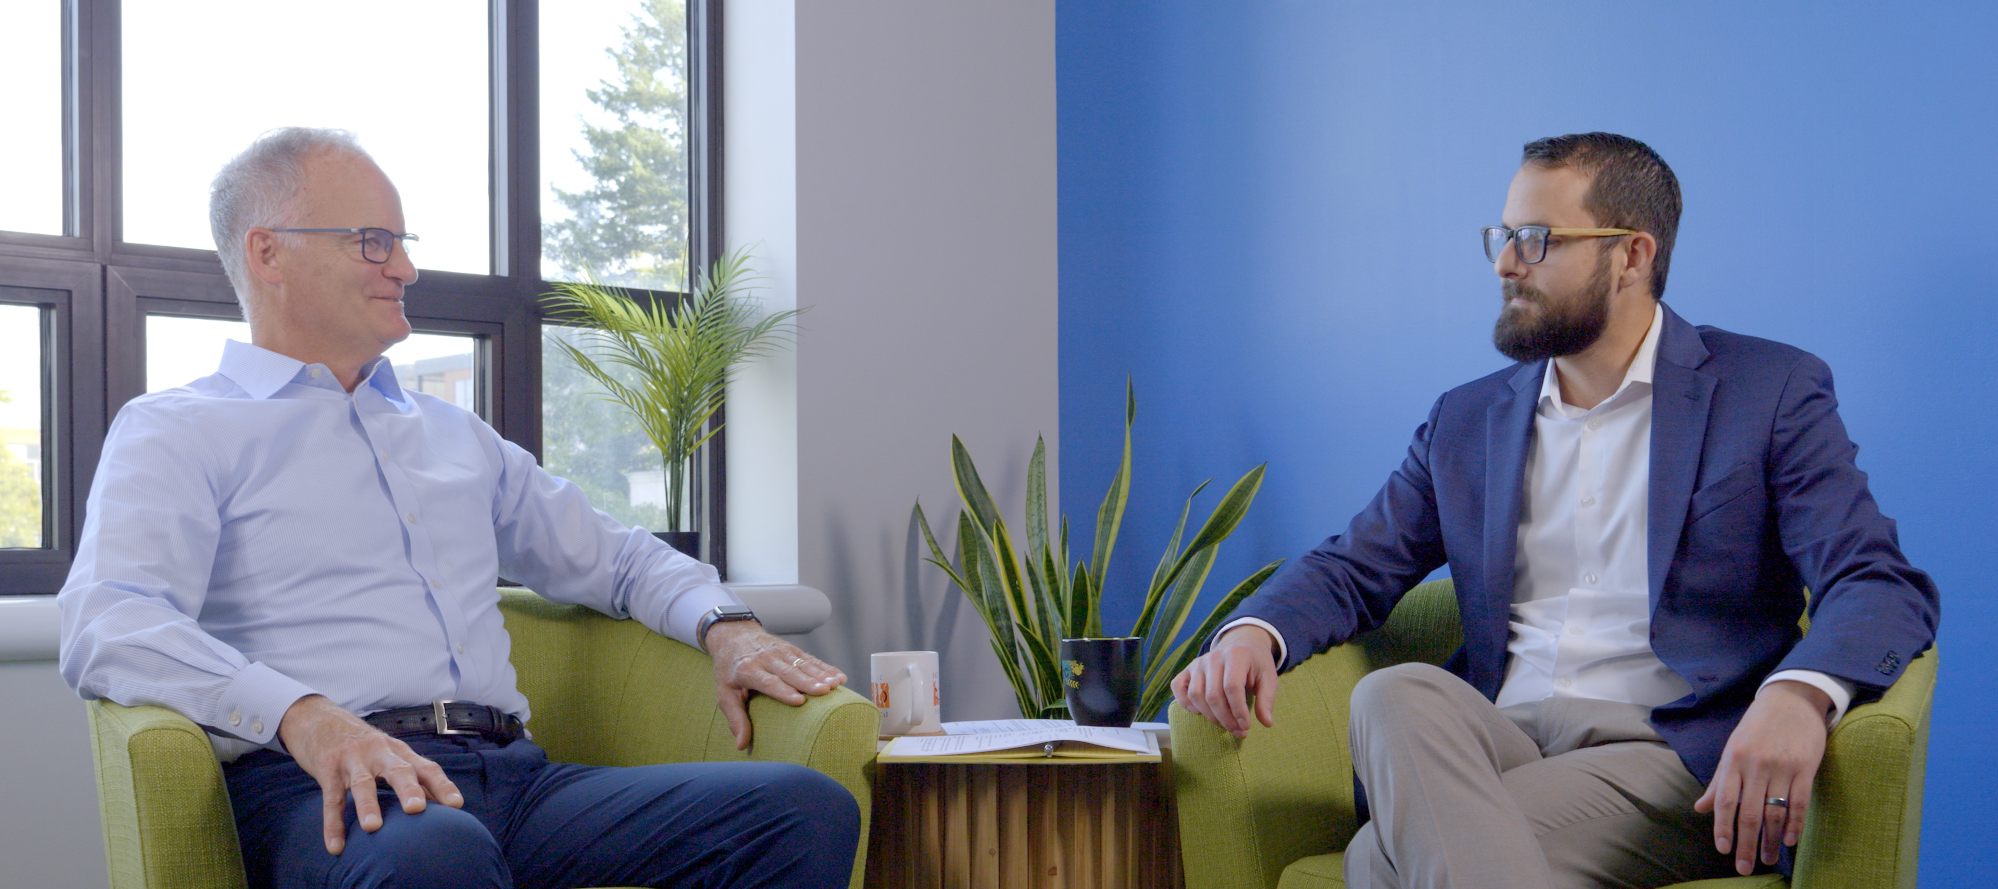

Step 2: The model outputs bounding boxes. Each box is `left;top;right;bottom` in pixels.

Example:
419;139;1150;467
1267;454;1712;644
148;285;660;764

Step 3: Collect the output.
877;718;1164;764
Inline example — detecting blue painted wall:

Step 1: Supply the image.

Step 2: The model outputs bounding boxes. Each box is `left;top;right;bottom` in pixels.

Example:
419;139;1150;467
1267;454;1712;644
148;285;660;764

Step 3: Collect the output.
1058;2;1994;883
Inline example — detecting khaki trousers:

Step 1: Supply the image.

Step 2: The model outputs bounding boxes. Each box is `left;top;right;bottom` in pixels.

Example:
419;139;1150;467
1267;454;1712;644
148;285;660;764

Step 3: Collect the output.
1343;664;1737;889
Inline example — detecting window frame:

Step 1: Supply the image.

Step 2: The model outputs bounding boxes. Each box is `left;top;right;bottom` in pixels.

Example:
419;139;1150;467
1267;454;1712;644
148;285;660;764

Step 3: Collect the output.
0;0;727;593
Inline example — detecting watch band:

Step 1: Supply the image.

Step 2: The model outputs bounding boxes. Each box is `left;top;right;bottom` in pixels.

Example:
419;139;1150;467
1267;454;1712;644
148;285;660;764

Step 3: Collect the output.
697;605;758;651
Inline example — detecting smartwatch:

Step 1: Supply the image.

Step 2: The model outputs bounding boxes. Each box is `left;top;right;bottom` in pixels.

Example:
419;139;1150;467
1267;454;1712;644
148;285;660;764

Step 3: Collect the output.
696;605;758;651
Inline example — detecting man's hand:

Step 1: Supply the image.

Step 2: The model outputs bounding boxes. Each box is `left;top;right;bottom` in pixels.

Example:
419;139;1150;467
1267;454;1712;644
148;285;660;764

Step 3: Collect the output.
276;695;463;856
1170;624;1280;738
705;621;847;750
1694;680;1833;875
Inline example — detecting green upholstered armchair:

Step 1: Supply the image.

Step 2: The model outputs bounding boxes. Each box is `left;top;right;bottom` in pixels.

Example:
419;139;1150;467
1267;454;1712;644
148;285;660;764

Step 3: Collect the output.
85;587;882;889
1169;579;1936;889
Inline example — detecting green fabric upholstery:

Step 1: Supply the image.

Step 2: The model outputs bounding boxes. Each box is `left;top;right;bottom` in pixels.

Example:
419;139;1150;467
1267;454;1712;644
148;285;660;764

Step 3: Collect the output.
1171;579;1935;889
86;587;881;889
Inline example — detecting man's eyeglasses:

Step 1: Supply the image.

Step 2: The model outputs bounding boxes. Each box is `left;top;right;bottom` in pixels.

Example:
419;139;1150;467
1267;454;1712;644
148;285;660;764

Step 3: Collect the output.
267;227;419;264
1482;225;1634;264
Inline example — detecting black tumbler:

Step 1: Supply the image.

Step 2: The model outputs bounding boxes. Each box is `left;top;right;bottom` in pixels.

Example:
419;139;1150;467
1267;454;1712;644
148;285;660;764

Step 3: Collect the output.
1059;637;1143;727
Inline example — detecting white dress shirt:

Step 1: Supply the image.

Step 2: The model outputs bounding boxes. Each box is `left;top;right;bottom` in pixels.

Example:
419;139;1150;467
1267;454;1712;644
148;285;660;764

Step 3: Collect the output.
58;340;740;759
1224;304;1851;723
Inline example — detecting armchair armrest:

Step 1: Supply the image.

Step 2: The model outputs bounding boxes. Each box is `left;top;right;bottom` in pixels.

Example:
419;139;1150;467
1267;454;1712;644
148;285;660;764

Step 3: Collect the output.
1171;644;1374;889
1792;647;1936;889
87;700;247;889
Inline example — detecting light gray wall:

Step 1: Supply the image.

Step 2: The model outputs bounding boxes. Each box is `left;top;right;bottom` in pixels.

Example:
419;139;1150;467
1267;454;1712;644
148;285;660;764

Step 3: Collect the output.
0;598;108;889
734;0;1060;721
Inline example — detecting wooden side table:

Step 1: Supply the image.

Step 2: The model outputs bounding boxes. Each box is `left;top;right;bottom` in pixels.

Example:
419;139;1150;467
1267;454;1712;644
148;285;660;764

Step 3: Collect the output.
865;731;1182;889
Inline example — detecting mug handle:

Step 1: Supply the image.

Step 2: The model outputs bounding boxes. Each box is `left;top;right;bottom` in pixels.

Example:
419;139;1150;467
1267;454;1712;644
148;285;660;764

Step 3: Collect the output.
890;663;916;732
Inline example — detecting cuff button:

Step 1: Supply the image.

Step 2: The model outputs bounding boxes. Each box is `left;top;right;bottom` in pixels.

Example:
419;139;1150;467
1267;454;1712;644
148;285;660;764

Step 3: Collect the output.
229;711;241;727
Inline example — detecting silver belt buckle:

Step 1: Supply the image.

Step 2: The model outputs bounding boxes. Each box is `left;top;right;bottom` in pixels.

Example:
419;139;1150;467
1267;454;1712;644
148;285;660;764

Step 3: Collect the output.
433;700;477;736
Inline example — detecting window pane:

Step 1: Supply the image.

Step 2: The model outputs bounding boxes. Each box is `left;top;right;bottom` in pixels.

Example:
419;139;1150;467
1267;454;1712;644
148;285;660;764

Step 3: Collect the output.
146;315;483;417
0;2;64;236
540;325;687;531
146;315;250;393
121;1;490;274
0;304;47;548
541;0;690;292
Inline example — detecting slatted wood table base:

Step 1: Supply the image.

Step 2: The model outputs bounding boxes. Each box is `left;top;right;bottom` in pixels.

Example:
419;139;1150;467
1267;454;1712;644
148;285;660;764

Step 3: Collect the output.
865;759;1183;889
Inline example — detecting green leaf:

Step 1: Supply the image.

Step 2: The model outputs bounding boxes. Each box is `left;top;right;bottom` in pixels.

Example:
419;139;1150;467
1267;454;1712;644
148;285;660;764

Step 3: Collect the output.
1127;478;1207;652
1179;463;1268;560
949;435;1006;533
1140;544;1217;677
1087;378;1136;596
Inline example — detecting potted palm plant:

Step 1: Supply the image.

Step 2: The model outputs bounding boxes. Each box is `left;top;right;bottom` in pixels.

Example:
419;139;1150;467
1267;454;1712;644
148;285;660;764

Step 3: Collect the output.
542;247;802;555
915;382;1284;721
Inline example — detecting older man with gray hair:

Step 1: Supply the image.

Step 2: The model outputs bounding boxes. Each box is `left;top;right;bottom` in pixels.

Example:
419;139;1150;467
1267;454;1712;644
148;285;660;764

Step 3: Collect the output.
58;127;860;889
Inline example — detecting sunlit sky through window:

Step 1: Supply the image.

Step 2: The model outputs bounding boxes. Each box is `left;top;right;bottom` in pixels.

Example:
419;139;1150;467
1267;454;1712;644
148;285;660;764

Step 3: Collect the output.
0;306;43;431
0;2;64;236
5;1;654;272
122;0;491;274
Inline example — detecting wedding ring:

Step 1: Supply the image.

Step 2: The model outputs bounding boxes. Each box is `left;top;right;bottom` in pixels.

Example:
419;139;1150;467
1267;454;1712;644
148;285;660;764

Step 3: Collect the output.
792;657;806;667
1765;797;1790;808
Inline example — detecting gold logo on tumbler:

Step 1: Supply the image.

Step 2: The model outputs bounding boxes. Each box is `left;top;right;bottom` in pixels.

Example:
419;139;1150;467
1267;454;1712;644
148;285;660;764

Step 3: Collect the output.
1064;659;1085;689
873;683;889;708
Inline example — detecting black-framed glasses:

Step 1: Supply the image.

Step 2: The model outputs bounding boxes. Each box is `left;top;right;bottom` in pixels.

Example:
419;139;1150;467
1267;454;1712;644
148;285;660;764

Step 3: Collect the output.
267;227;419;264
1482;225;1634;264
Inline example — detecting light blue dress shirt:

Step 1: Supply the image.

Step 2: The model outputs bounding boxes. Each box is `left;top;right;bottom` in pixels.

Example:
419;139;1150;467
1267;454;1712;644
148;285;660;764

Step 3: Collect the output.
58;340;737;756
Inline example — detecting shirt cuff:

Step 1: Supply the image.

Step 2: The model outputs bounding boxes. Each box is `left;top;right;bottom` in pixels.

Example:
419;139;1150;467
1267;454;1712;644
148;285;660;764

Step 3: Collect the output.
668;585;746;650
1216;617;1288;667
1762;669;1855;728
212;661;319;746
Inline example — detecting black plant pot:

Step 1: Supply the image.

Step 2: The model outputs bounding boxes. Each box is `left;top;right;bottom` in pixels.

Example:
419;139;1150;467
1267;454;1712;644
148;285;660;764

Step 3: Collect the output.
654;531;701;558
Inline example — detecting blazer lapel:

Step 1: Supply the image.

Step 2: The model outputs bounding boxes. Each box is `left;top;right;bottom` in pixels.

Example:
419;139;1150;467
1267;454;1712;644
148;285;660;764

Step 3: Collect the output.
1480;360;1542;665
1648;304;1717;611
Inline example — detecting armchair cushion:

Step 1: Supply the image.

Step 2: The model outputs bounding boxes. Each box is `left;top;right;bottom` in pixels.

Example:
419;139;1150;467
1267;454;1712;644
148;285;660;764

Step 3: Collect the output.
86;587;880;889
1170;579;1934;889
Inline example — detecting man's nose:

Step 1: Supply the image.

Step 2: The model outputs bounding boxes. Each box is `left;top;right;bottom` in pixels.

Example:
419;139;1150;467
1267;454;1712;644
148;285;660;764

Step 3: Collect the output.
1494;242;1526;280
385;243;419;285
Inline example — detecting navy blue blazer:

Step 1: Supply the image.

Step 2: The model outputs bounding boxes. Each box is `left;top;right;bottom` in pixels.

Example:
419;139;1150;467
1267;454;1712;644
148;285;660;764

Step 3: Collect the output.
1229;304;1939;784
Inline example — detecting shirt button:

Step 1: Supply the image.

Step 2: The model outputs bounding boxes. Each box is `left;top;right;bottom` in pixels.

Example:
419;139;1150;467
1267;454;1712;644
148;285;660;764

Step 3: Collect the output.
1567;626;1584;636
1580;496;1596;507
251;718;264;734
1586;419;1602;431
406;512;417;524
1557;677;1574;689
309;367;322;379
229;711;241;727
457;643;466;655
1584;573;1599;585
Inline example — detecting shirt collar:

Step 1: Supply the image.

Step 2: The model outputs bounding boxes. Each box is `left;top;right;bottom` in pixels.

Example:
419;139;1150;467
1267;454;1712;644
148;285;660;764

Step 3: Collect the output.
217;338;404;404
1537;301;1665;413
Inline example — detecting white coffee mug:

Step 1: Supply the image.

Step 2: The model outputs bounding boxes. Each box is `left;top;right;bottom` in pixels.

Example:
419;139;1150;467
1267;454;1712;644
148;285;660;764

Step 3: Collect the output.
871;650;942;736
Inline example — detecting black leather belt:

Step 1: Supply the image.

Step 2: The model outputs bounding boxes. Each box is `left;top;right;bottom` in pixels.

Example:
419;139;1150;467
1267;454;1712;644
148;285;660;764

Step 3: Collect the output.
364;701;525;744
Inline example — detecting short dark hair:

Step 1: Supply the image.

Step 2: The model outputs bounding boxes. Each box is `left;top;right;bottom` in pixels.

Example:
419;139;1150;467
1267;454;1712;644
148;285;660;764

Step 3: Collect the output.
1521;133;1681;298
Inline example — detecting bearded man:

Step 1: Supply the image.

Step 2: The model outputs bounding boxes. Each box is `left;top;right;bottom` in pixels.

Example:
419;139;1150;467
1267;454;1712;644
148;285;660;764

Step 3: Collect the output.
1172;132;1938;888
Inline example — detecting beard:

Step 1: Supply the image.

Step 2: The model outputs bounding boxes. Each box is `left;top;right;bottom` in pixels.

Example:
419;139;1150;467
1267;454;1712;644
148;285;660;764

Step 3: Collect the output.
1491;249;1613;362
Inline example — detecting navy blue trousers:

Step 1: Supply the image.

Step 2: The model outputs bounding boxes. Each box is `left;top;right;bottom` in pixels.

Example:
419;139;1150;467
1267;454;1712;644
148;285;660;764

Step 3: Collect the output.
223;736;859;889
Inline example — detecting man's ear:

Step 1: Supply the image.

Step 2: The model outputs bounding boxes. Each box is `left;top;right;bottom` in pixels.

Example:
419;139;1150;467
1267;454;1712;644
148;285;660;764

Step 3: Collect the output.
1617;231;1658;295
245;228;285;287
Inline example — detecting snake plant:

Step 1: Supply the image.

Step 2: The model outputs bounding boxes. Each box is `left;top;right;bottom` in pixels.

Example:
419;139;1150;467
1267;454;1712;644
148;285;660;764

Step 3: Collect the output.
916;382;1284;720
